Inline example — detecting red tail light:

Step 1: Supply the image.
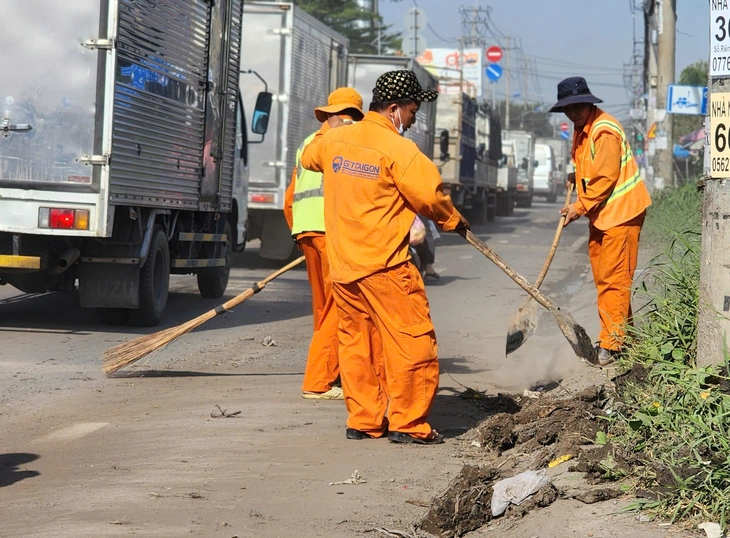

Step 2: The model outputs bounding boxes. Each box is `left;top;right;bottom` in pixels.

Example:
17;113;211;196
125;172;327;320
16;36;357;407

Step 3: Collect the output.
50;209;75;229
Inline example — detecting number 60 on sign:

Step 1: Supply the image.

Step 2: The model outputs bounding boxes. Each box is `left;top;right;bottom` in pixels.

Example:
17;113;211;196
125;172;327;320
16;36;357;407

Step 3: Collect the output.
711;92;730;177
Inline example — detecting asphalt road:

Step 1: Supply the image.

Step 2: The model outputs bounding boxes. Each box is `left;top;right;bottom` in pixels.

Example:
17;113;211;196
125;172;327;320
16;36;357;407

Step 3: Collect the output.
2;201;685;538
0;200;595;415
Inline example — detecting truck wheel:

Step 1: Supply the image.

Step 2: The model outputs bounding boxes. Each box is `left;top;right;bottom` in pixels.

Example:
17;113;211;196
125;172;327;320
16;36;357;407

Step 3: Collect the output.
525;190;533;208
130;226;170;327
546;190;557;203
471;191;488;224
96;308;130;325
197;221;231;299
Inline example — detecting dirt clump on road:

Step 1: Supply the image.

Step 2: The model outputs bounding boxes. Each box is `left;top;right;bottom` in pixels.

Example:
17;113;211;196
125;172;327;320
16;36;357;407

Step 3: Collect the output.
419;385;620;537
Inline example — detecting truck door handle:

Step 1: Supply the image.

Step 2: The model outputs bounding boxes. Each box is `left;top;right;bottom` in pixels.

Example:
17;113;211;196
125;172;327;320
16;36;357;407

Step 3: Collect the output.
2;118;33;137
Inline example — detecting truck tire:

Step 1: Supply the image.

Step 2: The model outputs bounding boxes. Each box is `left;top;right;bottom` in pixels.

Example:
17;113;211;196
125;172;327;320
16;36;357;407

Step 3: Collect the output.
96;307;130;326
129;226;170;327
470;191;488;224
197;221;231;299
546;189;557;203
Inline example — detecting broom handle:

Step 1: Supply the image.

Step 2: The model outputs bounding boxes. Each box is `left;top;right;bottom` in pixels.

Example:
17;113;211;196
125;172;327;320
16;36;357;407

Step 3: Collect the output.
534;182;574;289
460;229;556;311
216;256;306;314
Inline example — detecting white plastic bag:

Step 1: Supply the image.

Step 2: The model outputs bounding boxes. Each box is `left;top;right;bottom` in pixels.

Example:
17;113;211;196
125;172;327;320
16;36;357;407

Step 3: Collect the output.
409;216;426;246
491;469;550;517
427;219;441;241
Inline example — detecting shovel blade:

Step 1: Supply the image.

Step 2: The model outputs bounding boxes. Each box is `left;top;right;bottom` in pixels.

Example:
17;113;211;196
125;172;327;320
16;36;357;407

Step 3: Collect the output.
550;308;597;363
505;298;539;355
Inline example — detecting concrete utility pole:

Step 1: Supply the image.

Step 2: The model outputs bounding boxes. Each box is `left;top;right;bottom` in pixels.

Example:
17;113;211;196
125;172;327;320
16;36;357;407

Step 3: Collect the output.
655;0;676;188
646;0;676;190
698;3;730;367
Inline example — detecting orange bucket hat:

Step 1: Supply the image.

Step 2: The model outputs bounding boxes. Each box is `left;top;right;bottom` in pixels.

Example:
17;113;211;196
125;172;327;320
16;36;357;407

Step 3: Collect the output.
314;87;364;123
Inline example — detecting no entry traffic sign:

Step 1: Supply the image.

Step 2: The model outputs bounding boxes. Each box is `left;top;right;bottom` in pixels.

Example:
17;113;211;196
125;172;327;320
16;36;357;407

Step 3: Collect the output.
560;122;569;132
486;46;503;63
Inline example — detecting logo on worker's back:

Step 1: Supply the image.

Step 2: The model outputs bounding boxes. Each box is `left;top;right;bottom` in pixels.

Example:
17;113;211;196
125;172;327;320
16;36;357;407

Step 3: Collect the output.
331;156;380;179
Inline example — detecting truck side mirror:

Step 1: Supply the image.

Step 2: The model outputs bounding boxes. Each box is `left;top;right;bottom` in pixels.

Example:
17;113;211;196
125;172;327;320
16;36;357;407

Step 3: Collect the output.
521;157;528;170
251;91;273;135
439;129;450;161
533;159;539;168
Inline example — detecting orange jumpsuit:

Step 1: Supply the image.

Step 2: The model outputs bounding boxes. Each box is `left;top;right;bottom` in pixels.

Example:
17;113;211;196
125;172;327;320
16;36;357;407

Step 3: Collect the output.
572;107;651;351
301;112;463;438
284;125;339;393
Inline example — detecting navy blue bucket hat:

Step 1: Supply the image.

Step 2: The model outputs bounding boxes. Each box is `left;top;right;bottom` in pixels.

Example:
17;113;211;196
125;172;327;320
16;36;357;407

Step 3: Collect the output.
549;77;603;112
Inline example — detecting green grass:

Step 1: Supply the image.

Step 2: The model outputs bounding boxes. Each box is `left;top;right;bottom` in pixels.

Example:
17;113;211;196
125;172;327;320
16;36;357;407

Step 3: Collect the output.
604;181;730;527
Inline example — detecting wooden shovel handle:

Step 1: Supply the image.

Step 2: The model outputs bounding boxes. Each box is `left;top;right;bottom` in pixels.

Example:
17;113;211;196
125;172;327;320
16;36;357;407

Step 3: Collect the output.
534;182;575;289
459;228;556;311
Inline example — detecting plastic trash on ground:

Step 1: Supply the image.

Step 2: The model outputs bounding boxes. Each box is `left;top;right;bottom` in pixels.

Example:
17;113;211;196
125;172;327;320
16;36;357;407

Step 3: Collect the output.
491;469;550;517
698;522;724;538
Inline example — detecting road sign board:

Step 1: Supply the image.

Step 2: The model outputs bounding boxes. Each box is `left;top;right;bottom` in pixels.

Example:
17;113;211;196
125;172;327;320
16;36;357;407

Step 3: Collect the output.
404;7;426;30
710;92;730;178
403;34;427;58
711;2;730;77
667;85;708;115
647;122;657;139
486;46;503;63
560;122;569;132
560;130;570;140
486;63;502;82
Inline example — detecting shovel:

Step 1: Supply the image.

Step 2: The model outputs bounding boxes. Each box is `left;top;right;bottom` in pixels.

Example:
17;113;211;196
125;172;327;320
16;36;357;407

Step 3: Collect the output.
459;228;597;364
505;183;575;355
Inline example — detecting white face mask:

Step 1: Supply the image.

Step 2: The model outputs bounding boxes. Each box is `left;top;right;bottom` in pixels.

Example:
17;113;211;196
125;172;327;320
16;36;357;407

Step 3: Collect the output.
390;107;405;135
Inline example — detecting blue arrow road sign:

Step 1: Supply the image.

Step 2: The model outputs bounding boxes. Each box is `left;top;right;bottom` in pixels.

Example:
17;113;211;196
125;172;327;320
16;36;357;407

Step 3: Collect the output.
486;64;502;82
560;130;570;140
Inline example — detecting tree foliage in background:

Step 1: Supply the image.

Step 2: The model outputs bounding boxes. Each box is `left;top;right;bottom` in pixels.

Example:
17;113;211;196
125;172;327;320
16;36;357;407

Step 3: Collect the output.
673;60;707;143
292;0;402;54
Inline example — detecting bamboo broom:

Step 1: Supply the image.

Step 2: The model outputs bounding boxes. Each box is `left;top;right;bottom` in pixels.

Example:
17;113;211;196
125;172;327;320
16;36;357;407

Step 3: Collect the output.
102;256;306;375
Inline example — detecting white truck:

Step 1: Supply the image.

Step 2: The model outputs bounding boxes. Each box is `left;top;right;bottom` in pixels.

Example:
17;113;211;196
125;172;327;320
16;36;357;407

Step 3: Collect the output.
240;1;349;260
502;130;536;208
537;137;571;201
0;0;271;325
474;103;501;222
497;139;518;216
433;91;494;223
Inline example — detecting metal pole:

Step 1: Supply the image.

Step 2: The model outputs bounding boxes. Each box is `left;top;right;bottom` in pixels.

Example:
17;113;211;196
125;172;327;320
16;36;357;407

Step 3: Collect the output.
505;36;511;130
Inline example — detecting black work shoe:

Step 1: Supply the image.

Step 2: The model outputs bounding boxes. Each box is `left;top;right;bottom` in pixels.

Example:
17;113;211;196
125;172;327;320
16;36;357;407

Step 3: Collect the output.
346;428;373;440
388;430;444;445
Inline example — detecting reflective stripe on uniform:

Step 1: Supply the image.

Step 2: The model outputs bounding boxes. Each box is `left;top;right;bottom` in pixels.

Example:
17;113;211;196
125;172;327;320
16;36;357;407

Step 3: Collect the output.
293;186;324;203
606;170;642;204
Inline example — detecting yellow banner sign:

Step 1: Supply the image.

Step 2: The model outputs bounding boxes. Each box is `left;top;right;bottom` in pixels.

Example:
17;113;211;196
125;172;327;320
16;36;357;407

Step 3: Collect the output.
711;92;730;178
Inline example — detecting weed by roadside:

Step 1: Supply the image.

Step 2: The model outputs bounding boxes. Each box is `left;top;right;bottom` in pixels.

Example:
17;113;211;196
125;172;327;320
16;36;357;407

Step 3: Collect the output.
603;181;730;528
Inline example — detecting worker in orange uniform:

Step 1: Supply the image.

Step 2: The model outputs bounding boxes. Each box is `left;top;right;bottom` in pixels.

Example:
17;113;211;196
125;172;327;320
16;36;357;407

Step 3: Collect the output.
551;77;651;367
301;70;469;444
284;88;366;400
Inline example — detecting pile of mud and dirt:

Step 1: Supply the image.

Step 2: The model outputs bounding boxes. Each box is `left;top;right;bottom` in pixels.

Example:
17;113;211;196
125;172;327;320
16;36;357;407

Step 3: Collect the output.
420;386;623;537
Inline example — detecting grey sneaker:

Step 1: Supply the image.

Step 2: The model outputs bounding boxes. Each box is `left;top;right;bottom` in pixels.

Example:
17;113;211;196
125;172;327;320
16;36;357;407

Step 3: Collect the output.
587;346;617;367
302;386;344;400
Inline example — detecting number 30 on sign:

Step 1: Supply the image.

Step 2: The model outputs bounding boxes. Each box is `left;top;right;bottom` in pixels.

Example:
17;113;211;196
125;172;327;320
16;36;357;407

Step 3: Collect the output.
711;92;730;177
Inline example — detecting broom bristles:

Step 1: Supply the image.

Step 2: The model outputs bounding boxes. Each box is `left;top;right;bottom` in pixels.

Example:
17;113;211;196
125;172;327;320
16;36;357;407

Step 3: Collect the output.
101;256;305;375
102;310;216;374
